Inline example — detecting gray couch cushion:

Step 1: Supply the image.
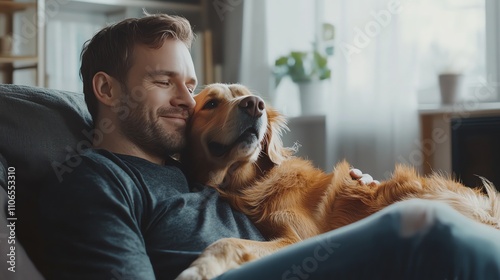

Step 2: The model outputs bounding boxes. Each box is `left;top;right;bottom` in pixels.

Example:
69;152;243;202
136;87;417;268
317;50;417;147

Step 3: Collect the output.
0;84;92;192
0;154;6;190
0;84;92;275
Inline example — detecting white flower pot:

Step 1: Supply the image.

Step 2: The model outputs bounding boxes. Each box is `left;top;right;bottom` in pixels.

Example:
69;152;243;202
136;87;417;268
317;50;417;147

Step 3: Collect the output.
438;73;464;105
297;81;327;116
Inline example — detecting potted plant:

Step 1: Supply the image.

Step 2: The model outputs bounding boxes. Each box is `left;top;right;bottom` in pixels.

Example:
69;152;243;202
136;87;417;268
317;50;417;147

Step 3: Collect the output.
273;49;332;86
273;24;334;115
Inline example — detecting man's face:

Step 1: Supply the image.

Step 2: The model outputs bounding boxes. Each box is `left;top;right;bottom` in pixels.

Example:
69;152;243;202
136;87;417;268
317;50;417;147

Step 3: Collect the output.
117;39;197;157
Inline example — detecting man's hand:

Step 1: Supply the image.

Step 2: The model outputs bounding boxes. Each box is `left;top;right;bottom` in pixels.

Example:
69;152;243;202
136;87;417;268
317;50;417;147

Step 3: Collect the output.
349;168;380;186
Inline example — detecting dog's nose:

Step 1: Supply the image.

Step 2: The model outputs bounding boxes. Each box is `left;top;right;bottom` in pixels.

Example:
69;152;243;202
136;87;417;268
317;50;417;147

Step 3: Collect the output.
238;96;265;118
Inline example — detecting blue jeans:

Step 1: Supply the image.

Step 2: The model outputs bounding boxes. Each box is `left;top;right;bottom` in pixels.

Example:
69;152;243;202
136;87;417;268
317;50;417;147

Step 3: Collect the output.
215;199;500;280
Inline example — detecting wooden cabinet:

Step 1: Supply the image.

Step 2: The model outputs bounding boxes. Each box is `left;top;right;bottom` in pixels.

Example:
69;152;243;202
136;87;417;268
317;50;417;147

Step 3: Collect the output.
419;102;500;176
0;0;45;86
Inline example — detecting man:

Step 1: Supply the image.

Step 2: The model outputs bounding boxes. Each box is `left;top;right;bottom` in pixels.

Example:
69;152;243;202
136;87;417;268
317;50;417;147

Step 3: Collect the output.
39;14;263;279
38;13;500;280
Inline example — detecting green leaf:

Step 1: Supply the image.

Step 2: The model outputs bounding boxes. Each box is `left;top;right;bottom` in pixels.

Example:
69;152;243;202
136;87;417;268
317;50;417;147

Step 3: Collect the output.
272;44;333;85
275;56;289;66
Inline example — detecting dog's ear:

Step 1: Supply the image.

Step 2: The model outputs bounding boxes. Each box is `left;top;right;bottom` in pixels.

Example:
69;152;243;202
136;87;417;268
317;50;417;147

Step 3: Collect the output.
263;107;295;165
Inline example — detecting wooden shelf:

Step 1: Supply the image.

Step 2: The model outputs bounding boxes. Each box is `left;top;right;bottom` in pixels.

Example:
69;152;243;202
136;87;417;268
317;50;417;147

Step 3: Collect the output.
0;55;38;63
287;114;326;124
418;102;500;116
0;1;36;13
62;0;202;14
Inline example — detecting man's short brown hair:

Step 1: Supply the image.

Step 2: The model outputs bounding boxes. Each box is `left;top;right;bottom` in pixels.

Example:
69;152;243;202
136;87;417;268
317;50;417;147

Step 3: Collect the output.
80;13;194;122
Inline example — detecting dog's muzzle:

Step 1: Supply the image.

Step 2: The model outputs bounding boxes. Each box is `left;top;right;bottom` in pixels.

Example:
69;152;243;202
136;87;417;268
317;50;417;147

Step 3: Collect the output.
208;96;266;157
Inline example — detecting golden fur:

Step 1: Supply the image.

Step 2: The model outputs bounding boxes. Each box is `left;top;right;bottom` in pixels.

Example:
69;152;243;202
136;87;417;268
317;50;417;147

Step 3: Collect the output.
177;83;500;280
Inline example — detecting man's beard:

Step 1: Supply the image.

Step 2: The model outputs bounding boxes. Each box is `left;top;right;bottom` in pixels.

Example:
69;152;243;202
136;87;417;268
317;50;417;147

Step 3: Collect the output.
118;86;187;158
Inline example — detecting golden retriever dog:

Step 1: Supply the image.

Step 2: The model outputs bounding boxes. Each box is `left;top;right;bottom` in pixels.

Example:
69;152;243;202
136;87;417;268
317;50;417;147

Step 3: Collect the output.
177;83;500;280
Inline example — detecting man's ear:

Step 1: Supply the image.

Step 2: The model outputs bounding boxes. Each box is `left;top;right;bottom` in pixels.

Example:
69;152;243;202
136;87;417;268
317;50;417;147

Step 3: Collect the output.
92;71;121;106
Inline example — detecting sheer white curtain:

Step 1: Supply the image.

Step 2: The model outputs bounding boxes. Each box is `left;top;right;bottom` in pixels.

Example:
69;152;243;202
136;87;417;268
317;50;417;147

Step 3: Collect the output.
325;0;420;179
239;0;317;115
239;0;273;101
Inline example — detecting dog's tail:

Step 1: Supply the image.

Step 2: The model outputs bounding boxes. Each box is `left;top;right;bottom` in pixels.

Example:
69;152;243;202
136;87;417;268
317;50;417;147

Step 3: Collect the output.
479;176;500;230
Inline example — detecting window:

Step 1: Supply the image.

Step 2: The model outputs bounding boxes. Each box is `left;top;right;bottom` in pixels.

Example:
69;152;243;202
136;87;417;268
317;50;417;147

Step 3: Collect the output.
322;0;496;103
403;0;488;103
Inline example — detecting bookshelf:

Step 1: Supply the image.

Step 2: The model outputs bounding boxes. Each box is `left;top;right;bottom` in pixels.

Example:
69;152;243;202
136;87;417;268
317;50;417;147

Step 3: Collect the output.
0;0;45;86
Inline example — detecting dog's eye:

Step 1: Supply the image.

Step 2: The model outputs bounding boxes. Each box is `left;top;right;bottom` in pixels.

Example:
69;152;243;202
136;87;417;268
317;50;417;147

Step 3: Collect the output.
202;100;218;110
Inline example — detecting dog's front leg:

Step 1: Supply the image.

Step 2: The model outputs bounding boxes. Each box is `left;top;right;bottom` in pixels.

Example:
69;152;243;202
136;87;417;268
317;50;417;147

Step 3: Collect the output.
175;238;288;280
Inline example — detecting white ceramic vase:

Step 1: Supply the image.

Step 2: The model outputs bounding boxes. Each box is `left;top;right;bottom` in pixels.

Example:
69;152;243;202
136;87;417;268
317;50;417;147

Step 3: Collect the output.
297;81;327;116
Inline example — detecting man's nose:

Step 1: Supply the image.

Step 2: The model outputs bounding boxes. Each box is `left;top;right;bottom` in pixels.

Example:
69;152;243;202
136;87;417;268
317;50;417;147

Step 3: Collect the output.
173;85;196;110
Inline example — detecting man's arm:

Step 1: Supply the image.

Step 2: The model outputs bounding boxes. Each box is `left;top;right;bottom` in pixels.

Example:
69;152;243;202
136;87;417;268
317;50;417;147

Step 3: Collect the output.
38;158;155;280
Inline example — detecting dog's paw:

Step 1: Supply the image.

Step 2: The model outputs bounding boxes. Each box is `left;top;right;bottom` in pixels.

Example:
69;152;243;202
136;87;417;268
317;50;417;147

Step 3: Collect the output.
176;262;227;280
175;267;204;280
176;238;251;280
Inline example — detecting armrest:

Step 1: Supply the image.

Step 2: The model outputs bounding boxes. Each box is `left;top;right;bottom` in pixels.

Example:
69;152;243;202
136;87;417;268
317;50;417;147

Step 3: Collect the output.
0;153;6;192
0;154;44;280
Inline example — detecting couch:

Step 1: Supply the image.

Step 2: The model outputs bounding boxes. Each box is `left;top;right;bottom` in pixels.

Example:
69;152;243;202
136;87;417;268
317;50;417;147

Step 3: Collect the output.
3;84;500;279
0;84;93;279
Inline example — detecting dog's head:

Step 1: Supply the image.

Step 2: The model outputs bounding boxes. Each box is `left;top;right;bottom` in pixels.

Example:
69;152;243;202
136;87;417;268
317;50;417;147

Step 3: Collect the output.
183;83;293;187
